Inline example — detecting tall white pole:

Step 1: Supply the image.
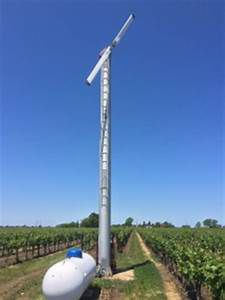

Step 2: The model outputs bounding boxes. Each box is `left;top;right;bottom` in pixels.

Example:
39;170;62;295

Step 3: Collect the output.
86;14;134;277
98;56;111;276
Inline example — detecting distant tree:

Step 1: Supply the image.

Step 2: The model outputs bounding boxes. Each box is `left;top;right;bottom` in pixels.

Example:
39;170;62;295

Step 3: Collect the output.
147;221;151;227
124;217;134;227
182;225;191;228
195;221;201;228
80;213;99;228
56;221;79;228
142;221;146;227
203;219;219;228
162;221;175;228
153;222;161;228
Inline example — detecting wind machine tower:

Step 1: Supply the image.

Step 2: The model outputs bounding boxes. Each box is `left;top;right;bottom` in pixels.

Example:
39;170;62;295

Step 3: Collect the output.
86;14;135;276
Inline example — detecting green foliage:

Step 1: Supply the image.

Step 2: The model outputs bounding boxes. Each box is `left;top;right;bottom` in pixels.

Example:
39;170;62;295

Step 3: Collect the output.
116;232;146;270
0;227;98;260
124;217;134;227
56;221;79;228
112;227;133;251
181;225;191;228
161;221;175;228
80;212;99;228
195;221;201;228
138;227;225;300
152;222;161;228
203;219;220;228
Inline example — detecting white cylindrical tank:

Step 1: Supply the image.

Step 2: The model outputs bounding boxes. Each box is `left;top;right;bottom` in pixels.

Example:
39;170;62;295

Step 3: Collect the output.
42;248;96;300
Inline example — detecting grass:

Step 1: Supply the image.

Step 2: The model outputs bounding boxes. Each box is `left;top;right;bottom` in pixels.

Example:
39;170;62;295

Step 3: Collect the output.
130;261;166;299
9;274;44;300
93;232;166;300
1;233;166;299
0;250;67;283
0;249;68;300
116;231;147;270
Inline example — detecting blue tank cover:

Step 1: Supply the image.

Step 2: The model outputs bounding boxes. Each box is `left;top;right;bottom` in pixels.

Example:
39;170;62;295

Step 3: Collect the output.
66;248;82;259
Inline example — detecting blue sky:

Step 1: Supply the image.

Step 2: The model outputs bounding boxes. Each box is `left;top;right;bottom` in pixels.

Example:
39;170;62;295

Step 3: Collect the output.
1;0;224;226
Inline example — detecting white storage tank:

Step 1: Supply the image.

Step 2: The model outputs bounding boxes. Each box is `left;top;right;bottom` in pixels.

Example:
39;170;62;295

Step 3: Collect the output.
42;248;96;300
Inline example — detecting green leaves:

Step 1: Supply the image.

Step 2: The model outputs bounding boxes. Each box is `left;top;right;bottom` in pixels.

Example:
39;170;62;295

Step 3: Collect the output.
112;227;132;250
138;228;225;299
0;227;98;259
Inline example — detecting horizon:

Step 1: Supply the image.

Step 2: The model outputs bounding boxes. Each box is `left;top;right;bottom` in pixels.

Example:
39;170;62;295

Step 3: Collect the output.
1;212;224;228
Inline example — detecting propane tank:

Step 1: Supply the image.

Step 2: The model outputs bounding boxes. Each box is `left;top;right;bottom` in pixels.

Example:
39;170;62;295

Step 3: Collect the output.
42;248;96;300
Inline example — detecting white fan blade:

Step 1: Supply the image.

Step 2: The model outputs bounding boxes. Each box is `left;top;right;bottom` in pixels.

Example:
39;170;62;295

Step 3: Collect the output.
111;14;135;48
86;46;111;85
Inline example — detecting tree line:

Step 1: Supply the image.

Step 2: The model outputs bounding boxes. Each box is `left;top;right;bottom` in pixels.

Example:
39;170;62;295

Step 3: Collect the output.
56;214;224;229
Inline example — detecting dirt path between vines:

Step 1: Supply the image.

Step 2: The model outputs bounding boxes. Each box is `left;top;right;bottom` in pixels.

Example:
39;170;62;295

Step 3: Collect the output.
136;232;183;300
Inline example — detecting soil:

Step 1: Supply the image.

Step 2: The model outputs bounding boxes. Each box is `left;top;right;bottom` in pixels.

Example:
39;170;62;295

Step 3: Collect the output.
0;246;97;300
99;287;123;300
111;269;134;281
136;232;186;300
0;269;43;300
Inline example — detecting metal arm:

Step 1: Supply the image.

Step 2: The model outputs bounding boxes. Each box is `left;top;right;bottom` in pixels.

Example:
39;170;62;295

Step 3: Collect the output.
111;14;135;48
86;46;111;85
86;14;135;86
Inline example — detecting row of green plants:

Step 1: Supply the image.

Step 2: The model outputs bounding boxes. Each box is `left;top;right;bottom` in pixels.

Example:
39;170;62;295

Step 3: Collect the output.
112;227;133;252
138;228;225;300
0;226;132;264
0;227;98;263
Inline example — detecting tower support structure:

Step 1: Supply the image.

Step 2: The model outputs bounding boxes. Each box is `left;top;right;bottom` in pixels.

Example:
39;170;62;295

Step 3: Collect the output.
86;13;135;277
98;57;111;276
